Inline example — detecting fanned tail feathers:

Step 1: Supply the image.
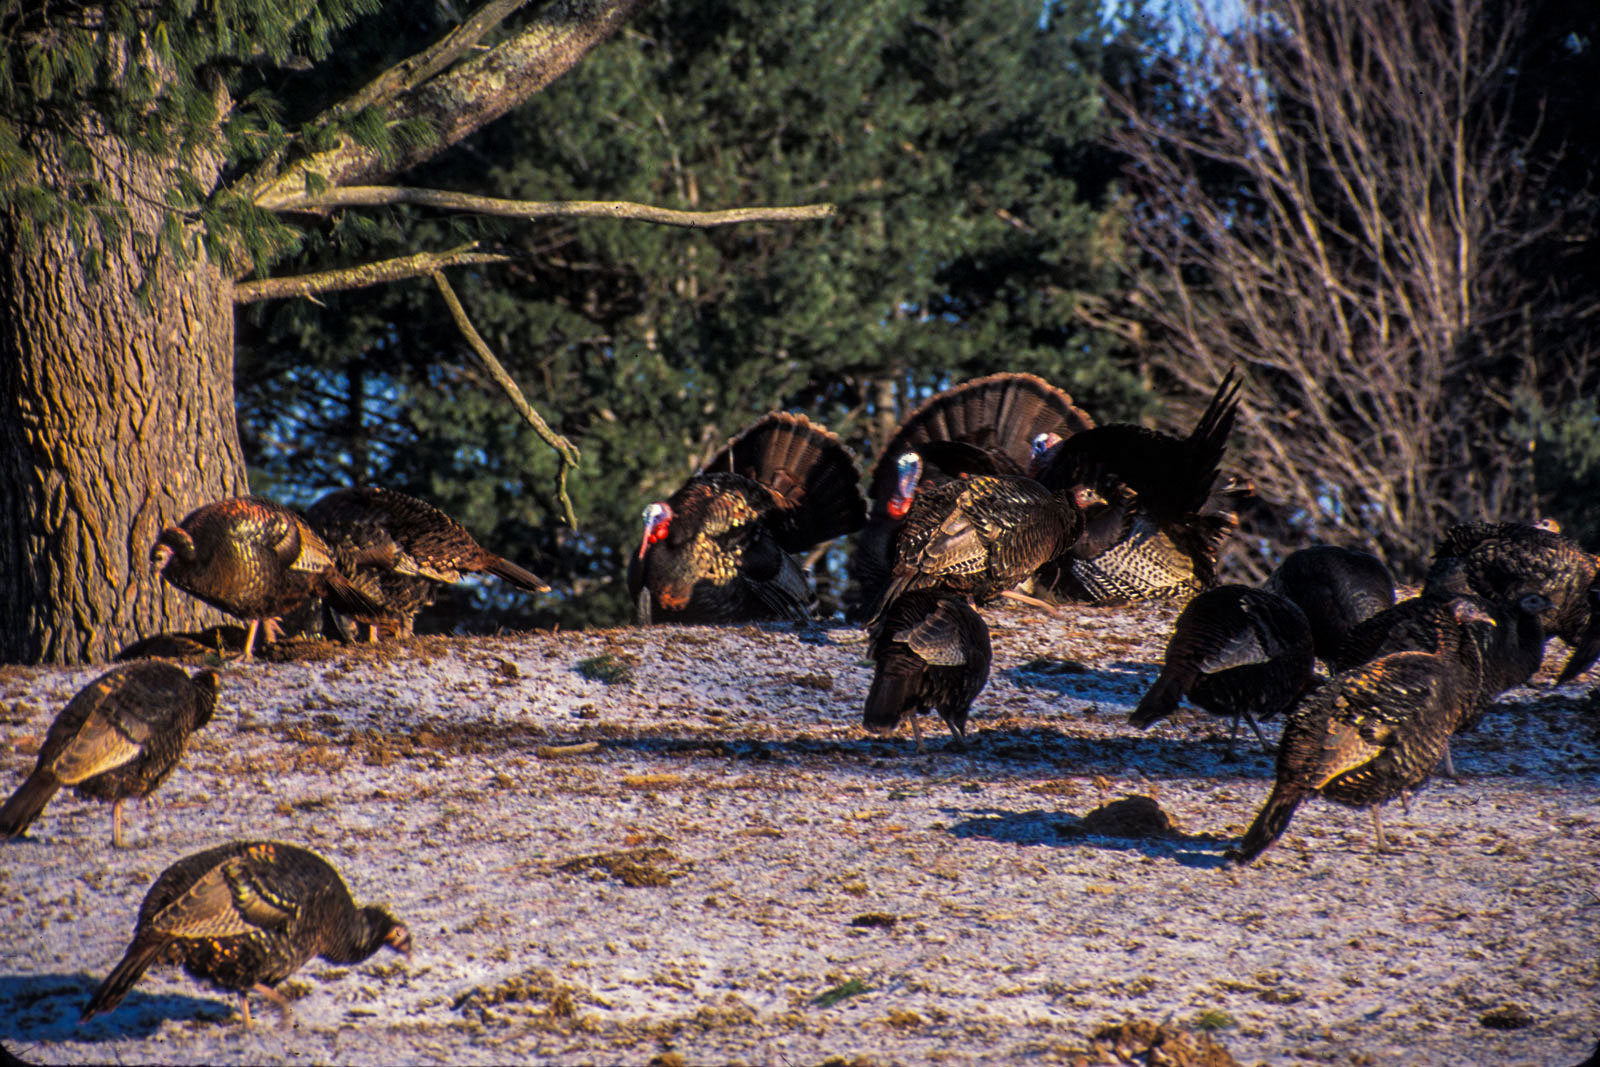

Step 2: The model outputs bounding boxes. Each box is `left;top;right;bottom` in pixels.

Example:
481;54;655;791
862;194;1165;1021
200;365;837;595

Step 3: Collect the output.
706;413;866;550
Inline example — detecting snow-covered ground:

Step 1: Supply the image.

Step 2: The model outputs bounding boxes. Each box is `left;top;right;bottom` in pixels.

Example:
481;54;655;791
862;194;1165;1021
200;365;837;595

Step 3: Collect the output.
1;599;1596;1065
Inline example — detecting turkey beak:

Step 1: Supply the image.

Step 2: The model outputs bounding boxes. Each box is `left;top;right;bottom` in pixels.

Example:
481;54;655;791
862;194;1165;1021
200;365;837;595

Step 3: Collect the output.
389;925;413;959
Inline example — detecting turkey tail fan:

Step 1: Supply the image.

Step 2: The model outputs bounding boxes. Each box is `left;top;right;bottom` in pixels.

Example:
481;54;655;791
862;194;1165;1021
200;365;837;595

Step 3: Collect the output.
705;412;866;551
1129;664;1198;728
868;373;1094;506
0;771;61;838
1228;780;1308;866
482;555;550;593
81;934;170;1021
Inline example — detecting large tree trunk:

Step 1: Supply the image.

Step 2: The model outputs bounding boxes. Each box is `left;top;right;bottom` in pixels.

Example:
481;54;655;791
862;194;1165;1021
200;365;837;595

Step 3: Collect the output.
0;130;244;665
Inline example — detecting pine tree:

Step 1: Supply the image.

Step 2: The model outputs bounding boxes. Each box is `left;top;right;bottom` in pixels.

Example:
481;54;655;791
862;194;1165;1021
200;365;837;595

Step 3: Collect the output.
1;0;834;662
236;0;1145;628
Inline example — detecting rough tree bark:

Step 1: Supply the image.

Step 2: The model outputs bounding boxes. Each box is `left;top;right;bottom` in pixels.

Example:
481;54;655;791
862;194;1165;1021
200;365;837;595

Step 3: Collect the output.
1;128;242;664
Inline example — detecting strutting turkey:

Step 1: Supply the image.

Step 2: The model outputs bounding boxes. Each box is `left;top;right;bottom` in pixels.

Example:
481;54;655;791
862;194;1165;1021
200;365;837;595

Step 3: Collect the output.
867;471;1094;626
1130;585;1315;753
863;591;992;752
1028;371;1252;603
850;374;1093;617
1428;521;1600;683
0;663;218;847
1228;599;1495;865
1265;545;1396;663
628;413;866;624
151;497;382;659
306;486;548;641
81;840;411;1027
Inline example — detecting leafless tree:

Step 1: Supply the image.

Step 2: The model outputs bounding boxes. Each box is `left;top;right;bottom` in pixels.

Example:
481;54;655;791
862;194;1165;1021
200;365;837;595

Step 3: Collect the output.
1105;0;1598;576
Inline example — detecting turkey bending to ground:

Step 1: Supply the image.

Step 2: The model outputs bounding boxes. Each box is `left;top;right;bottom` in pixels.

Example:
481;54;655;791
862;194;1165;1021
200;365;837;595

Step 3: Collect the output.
1129;585;1315;752
628;413;866;624
0;663;218;848
1266;545;1396;662
867;472;1092;625
1029;371;1252;603
864;591;992;752
306;486;548;641
850;373;1093;618
151;497;382;659
81;840;411;1027
1429;521;1600;683
1228;599;1495;865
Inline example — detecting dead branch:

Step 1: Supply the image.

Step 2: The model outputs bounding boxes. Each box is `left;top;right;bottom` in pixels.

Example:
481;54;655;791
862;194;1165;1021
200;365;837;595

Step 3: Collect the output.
233;245;513;303
430;270;582;529
267;185;837;227
247;0;651;209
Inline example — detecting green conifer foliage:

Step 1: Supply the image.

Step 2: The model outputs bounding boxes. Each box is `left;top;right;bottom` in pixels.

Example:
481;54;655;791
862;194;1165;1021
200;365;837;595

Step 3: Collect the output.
237;0;1144;629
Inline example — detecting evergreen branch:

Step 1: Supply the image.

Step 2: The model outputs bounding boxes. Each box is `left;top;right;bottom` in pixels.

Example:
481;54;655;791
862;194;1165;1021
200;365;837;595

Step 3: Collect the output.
268;185;838;227
232;245;513;303
245;0;651;208
429;269;582;530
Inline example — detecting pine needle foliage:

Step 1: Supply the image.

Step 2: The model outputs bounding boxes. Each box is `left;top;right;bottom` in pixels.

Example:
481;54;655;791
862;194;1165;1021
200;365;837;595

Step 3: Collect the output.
0;0;382;279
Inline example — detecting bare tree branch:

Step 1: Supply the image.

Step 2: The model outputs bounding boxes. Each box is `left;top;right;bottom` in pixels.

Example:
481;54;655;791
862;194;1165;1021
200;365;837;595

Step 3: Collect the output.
233;245;513;303
269;185;838;226
248;0;652;209
429;270;582;529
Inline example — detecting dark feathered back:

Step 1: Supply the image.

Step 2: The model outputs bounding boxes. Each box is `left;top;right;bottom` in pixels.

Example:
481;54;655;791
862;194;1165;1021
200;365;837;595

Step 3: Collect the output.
1267;545;1396;661
1131;584;1314;731
83;840;409;1023
0;663;219;846
865;592;992;742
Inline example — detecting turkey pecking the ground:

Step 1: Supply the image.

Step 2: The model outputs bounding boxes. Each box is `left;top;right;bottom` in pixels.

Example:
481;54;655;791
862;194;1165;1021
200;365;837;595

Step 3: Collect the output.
80;840;411;1028
151;497;382;659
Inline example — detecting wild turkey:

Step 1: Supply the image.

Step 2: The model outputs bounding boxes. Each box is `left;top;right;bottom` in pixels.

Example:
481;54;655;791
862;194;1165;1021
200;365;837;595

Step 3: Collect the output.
1334;589;1550;775
1029;371;1252;603
868;471;1091;625
1228;599;1495;865
0;663;218;847
864;591;992;751
151;497;381;659
1129;585;1315;752
81;840;411;1027
1265;545;1396;662
306;486;548;641
850;374;1093;616
628;412;866;624
1429;521;1600;682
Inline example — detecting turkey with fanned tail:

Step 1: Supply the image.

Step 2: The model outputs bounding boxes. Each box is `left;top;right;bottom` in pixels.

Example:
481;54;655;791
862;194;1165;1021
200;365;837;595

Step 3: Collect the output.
151;497;383;659
1130;584;1315;752
864;591;991;751
629;412;865;624
1029;371;1252;603
1228;598;1495;865
307;486;547;641
850;373;1093;617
